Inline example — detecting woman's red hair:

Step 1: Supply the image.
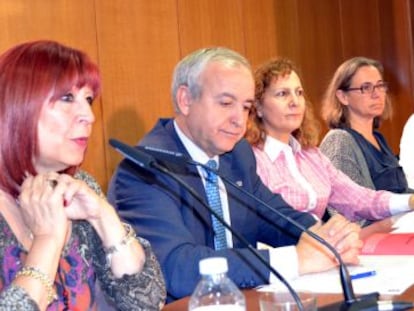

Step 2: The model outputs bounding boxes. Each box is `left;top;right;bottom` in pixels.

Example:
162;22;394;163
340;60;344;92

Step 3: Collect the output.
0;40;100;198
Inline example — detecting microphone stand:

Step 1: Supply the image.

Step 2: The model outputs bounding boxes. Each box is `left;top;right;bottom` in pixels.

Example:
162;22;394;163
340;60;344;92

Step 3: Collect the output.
109;139;306;311
192;161;414;310
191;161;385;311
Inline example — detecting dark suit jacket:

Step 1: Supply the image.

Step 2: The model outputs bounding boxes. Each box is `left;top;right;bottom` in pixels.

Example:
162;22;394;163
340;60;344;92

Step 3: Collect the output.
107;118;316;302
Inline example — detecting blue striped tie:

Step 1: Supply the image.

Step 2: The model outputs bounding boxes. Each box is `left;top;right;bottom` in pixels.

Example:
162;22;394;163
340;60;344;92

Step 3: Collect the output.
205;160;227;250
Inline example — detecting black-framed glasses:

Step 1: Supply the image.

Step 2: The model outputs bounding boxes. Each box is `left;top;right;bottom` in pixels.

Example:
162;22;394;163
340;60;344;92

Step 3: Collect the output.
345;82;388;94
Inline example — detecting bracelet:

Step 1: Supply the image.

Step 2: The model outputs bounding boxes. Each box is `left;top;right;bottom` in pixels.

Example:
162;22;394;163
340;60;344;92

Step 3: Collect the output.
15;266;58;305
104;222;136;266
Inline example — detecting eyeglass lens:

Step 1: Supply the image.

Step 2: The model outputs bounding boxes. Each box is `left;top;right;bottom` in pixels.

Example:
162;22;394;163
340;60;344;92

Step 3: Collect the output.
361;83;387;93
346;82;388;94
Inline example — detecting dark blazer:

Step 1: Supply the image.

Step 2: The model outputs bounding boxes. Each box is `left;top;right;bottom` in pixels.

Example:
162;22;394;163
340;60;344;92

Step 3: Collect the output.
107;118;316;302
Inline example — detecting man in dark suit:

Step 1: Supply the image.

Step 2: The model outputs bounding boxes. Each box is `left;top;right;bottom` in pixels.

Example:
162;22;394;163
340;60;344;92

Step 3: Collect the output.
107;47;361;302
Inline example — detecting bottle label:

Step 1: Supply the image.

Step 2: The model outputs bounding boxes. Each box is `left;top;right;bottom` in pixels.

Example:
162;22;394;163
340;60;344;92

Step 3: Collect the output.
191;306;245;311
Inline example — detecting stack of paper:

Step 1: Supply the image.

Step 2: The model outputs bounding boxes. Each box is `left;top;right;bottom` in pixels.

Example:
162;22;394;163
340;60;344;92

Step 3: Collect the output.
392;211;414;233
259;212;414;295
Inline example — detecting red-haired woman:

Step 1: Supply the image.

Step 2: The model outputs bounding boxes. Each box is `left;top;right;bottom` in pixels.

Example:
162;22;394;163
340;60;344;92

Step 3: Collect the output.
0;40;165;310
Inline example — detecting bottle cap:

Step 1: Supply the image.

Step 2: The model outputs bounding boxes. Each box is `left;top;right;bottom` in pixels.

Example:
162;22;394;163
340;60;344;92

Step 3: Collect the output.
199;257;228;275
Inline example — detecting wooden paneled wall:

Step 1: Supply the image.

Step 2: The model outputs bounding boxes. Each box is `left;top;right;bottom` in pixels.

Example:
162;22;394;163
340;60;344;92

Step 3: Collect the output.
1;0;413;191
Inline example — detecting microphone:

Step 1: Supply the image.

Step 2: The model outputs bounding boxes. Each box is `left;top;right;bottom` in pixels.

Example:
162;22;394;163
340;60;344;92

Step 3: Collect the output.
109;139;306;310
110;139;155;168
135;144;414;311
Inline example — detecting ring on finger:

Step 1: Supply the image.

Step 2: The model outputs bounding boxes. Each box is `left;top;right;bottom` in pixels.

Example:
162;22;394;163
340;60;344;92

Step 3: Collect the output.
47;179;58;189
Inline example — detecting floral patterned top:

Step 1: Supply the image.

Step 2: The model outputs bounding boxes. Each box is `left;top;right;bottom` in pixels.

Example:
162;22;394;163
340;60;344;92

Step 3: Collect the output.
0;170;166;310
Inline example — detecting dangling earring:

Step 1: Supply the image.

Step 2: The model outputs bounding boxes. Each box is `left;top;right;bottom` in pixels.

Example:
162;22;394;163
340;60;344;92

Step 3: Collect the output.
257;110;263;118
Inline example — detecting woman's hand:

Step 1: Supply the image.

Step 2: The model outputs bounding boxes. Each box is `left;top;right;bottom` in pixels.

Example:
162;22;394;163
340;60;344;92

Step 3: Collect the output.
19;172;112;238
22;173;146;277
19;173;69;245
55;174;107;221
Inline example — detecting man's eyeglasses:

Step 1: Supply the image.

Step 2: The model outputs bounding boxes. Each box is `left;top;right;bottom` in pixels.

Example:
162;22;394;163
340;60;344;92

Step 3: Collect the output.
345;82;388;94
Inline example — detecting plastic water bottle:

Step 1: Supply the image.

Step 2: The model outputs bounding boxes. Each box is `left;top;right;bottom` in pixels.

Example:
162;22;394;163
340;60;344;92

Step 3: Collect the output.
188;257;246;311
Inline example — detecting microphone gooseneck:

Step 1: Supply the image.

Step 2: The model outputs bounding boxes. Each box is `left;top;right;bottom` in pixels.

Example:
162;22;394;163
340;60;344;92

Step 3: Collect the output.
195;162;359;299
109;139;305;311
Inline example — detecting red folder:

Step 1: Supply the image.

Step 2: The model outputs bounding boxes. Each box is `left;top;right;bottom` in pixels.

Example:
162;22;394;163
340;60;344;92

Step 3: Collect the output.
361;233;414;255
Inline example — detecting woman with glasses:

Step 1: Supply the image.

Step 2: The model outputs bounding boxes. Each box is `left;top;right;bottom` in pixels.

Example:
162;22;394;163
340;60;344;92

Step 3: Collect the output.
245;58;414;226
320;57;412;196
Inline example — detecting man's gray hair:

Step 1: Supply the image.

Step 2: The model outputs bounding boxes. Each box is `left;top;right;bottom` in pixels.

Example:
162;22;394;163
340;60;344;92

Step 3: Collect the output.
171;47;251;112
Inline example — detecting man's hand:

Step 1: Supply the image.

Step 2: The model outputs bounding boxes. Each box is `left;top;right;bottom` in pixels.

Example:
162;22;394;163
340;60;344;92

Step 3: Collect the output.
297;214;362;275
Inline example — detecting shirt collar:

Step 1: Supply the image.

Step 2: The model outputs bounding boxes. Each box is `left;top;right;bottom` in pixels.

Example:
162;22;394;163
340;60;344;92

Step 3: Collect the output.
173;120;219;166
263;135;301;162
